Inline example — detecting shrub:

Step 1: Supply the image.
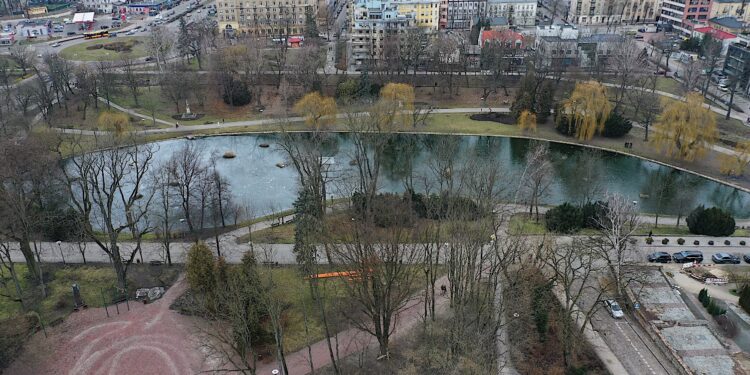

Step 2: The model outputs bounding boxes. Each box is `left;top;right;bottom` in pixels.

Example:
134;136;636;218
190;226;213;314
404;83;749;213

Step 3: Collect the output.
739;286;750;315
545;203;583;233
662;238;669;245
694;240;700;245
645;237;654;244
709;240;715;245
741;241;747;246
601;112;633;138
702;290;711;308
186;242;216;295
581;201;607;228
724;240;731;245
698;288;708;304
221;78;252;106
687;205;736;236
677;238;685;245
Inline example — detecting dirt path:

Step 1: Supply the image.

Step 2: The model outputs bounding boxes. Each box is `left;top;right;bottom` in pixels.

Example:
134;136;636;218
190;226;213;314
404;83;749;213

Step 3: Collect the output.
7;277;207;375
257;275;452;375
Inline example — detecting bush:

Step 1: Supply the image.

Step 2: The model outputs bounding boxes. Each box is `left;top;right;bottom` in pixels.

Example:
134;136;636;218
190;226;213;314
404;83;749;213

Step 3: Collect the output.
741;240;747;246
221;79;252;106
724;240;731;245
581;201;607;228
554;104;575;137
186;242;216;295
702;290;711;308
739;285;750;314
602;112;633;138
687;205;736;236
694;240;700;245
698;288;708;303
677;238;685;245
709;240;715;245
545;203;583;233
662;238;669;245
645;237;654;244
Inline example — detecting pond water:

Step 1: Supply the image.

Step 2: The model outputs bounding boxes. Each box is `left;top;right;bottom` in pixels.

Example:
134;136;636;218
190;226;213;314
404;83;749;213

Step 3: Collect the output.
147;133;750;219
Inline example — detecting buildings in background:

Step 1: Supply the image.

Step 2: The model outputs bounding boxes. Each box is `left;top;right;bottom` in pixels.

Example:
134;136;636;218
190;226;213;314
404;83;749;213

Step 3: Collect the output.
485;0;536;26
709;0;750;23
80;0;120;13
723;34;750;92
568;0;661;26
440;0;535;29
534;24;624;68
660;0;712;34
216;0;322;37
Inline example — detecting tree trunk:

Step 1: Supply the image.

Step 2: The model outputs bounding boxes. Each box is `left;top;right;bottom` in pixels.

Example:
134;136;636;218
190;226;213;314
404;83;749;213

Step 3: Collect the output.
18;240;39;284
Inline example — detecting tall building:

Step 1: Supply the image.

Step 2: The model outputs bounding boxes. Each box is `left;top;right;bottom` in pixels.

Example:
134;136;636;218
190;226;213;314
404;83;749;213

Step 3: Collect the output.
348;0;438;68
660;0;712;33
568;0;661;25
486;0;537;26
216;0;321;36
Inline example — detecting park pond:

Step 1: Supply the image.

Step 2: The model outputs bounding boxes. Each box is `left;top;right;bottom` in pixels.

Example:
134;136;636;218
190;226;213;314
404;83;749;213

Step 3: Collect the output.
144;133;750;220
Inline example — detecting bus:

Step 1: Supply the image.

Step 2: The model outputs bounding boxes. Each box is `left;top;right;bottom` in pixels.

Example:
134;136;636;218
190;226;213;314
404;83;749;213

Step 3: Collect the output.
84;30;109;39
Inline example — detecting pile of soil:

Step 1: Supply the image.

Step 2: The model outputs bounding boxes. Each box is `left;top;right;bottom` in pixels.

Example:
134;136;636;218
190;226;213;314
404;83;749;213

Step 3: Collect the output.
85;40;140;53
470;112;515;124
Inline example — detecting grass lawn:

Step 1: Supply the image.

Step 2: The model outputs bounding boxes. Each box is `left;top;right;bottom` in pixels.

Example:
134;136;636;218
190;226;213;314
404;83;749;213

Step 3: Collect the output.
110;86;266;126
59;36;148;61
0;263;180;323
655;77;683;96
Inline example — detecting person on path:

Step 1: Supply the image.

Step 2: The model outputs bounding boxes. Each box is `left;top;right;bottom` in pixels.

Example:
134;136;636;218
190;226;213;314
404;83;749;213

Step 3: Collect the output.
648;230;653;237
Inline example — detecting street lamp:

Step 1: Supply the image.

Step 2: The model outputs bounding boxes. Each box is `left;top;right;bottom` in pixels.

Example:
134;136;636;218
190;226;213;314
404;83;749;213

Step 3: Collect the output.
56;240;66;265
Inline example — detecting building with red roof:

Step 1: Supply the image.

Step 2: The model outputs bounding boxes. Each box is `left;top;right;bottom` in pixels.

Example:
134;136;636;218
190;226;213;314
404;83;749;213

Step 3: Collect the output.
479;29;525;48
692;26;738;53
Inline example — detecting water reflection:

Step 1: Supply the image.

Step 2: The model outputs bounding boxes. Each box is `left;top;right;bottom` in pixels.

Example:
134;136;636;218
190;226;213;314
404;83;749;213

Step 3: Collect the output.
145;133;750;219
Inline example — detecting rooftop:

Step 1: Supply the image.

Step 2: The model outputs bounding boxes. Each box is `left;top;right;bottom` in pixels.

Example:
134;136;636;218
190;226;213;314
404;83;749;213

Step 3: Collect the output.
694;26;737;40
710;16;744;29
579;33;624;43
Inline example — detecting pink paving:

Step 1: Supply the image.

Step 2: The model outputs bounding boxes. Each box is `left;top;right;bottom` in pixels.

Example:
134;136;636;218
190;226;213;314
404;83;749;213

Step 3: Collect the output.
258;275;451;375
8;277;207;375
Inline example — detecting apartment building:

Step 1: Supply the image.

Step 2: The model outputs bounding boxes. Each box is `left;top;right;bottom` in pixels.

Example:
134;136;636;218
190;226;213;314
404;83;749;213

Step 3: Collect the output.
216;0;321;36
348;0;439;67
723;34;750;92
535;25;624;68
445;0;486;29
660;0;712;33
486;0;536;26
568;0;661;25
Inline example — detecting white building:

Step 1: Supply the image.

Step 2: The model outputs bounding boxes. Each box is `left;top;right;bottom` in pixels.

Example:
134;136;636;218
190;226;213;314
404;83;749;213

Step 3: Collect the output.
80;0;117;13
567;0;662;25
486;0;536;26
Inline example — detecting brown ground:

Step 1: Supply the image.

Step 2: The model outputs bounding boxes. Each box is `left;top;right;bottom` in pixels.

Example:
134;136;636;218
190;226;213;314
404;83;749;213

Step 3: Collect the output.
7;277;208;375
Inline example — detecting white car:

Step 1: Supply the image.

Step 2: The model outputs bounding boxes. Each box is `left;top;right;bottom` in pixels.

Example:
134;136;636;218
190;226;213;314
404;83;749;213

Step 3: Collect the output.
604;300;624;319
50;42;60;47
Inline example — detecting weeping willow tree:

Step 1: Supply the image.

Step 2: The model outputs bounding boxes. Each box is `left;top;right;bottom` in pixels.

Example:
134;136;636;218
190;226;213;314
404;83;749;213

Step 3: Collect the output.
719;140;750;176
293;91;338;131
559;81;612;141
379;82;415;129
653;93;717;161
517;110;537;133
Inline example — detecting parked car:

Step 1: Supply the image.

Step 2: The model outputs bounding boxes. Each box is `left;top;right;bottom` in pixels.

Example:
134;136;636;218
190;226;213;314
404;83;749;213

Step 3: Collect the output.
67;31;76;36
673;250;704;263
604;300;624;319
50;42;60;47
648;251;672;263
744;254;750;264
712;253;740;264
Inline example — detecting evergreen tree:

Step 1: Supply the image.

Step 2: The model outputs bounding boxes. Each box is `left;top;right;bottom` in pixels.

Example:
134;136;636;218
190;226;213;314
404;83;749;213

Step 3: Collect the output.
177;18;191;60
304;7;319;41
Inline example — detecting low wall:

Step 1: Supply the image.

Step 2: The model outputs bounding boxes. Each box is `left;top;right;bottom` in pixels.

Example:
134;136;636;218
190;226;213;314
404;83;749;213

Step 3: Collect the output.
721;302;750;353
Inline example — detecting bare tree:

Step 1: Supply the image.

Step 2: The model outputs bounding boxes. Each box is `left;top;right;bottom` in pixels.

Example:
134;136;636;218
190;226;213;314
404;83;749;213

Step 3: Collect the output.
518;142;553;222
9;44;34;76
74;65;99;120
96;61;118;108
167;142;208;233
120;54;141;106
590;193;641;298
147;26;175;73
59;134;156;290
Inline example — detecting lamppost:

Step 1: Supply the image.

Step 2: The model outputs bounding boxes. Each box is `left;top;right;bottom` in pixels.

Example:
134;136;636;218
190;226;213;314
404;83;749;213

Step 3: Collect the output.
56;240;66;265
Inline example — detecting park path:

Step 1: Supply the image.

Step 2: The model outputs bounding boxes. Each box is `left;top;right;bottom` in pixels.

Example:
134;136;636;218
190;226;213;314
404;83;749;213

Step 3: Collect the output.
7;276;208;375
256;275;452;375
